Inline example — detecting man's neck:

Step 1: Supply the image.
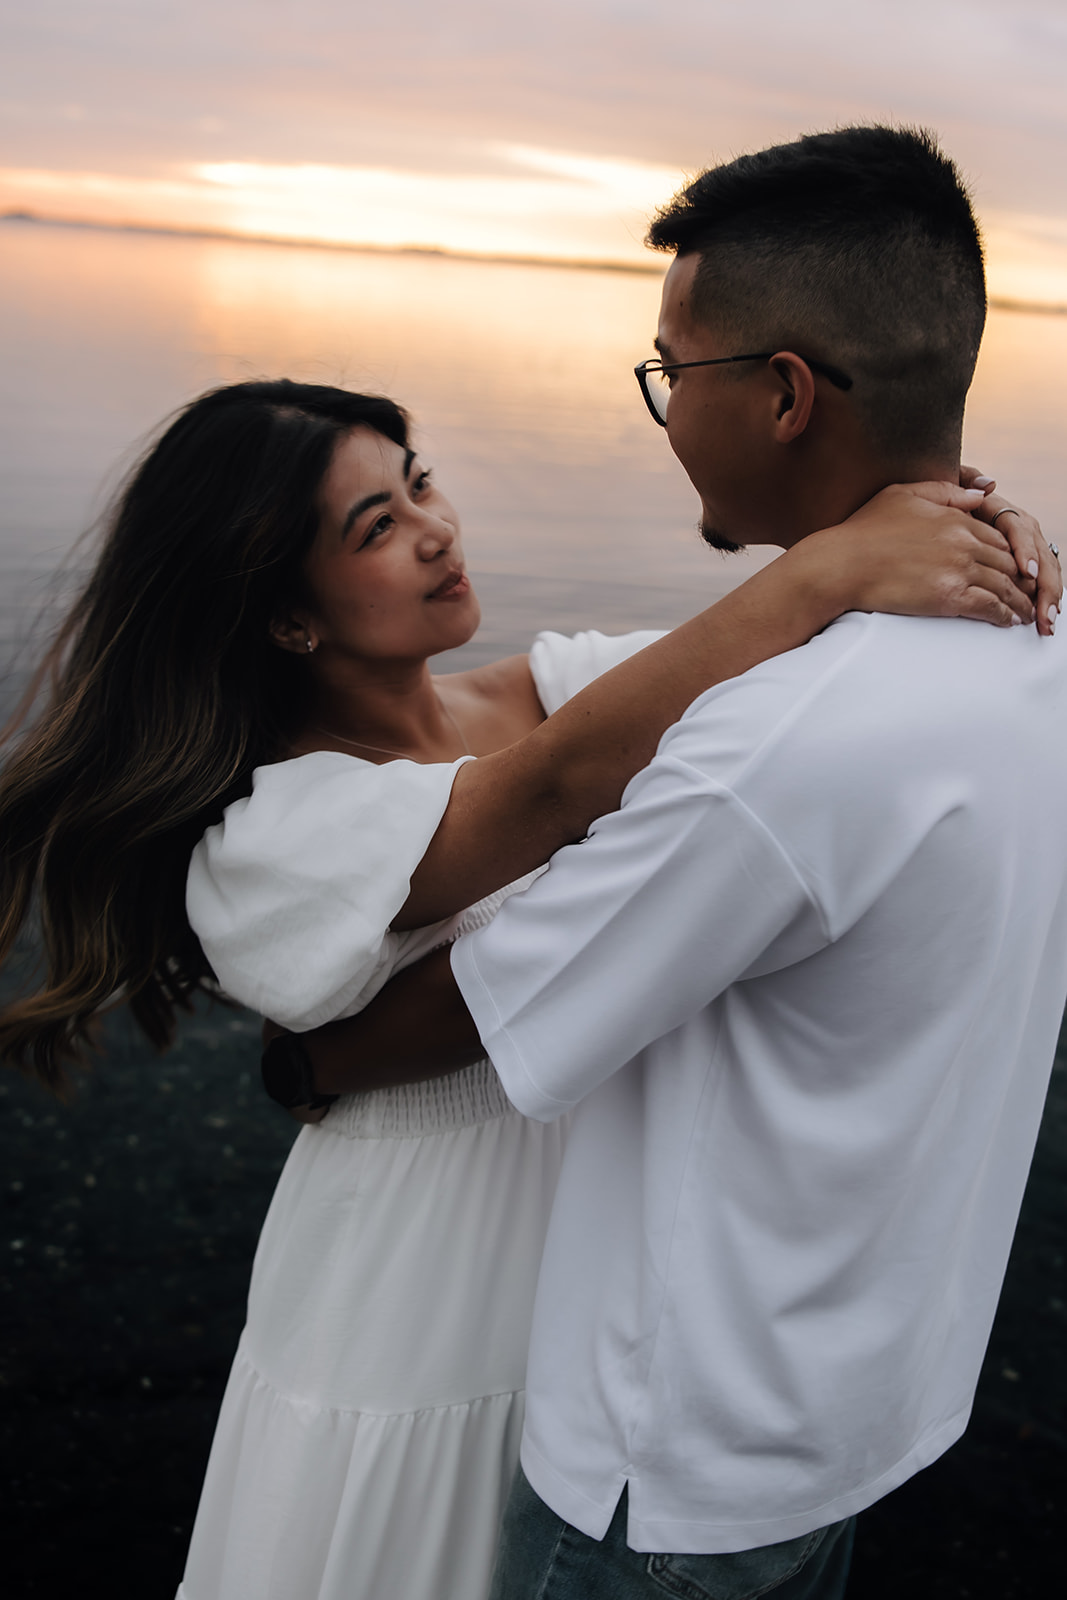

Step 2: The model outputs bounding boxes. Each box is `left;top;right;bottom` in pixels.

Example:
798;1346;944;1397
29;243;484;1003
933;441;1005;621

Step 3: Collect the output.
774;449;960;550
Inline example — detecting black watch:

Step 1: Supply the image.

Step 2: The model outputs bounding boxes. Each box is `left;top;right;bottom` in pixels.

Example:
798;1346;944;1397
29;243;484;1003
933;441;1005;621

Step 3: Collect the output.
261;1032;340;1111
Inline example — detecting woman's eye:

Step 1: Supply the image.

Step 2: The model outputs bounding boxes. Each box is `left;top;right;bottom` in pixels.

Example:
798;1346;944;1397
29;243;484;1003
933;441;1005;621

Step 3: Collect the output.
361;513;394;546
413;469;433;496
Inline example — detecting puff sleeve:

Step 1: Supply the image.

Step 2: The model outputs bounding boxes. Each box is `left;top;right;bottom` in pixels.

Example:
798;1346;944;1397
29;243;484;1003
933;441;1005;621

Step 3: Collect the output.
186;752;470;1030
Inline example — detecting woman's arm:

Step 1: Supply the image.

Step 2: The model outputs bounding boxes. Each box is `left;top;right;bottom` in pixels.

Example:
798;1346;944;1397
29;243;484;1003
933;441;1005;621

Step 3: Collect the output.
397;481;1054;929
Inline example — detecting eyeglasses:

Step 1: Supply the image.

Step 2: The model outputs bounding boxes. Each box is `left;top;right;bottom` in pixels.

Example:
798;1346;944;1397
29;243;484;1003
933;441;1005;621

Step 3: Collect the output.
634;352;854;426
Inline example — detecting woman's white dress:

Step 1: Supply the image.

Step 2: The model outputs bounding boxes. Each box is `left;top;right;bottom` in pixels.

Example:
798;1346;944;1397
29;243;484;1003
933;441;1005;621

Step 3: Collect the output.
175;630;660;1600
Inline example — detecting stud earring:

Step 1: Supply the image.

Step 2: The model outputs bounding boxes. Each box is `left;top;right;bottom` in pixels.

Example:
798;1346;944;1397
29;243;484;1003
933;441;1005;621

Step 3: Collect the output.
305;634;315;654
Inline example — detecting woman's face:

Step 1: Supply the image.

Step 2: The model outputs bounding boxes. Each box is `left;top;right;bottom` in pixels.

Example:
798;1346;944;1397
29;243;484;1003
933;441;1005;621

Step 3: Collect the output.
299;426;480;665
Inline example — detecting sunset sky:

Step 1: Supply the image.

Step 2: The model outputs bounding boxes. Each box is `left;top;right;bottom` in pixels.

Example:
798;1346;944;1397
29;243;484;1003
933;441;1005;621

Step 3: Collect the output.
3;1;1067;301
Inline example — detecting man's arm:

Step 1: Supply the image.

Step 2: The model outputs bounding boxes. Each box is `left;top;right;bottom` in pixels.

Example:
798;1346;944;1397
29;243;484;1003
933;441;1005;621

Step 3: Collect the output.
450;743;826;1121
293;944;483;1098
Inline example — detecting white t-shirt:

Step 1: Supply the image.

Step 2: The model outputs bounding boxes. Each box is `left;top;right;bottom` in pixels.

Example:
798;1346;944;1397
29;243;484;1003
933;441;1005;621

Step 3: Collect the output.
453;611;1067;1554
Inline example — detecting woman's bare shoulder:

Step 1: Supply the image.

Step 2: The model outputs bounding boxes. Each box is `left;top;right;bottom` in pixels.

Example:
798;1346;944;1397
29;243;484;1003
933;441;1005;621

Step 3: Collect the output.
434;653;545;742
435;652;531;701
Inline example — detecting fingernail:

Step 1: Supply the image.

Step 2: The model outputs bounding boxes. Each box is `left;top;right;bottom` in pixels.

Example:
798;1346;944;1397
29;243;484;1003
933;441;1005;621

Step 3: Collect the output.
962;487;985;499
973;476;995;489
1049;604;1058;629
1027;560;1039;578
1011;615;1023;626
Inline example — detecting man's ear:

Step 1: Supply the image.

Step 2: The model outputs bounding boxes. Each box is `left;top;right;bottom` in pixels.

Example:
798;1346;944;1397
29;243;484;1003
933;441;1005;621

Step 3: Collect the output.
269;612;317;655
768;352;817;443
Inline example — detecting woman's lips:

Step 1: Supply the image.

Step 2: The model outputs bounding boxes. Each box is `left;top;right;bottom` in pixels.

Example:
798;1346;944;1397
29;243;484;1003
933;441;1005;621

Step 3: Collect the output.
427;571;470;601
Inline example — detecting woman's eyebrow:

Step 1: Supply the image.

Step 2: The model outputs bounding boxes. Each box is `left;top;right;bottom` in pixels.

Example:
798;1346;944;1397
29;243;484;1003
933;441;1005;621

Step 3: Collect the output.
342;491;389;540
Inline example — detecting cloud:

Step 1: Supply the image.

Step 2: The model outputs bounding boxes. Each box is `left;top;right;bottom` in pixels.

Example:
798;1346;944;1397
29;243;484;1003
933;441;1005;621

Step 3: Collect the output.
4;3;1067;188
2;0;1066;284
0;146;686;266
984;212;1067;306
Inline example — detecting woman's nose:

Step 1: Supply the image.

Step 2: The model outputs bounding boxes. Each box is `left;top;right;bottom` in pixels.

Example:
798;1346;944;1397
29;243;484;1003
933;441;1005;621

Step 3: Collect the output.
417;511;455;557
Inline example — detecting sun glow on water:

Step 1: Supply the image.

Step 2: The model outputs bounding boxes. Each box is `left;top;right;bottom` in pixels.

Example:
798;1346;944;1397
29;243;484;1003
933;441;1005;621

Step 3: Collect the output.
2;216;1066;708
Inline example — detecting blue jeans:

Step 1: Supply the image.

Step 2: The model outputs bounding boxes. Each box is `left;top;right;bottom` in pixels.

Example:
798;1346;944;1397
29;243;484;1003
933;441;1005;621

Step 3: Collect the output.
489;1471;856;1600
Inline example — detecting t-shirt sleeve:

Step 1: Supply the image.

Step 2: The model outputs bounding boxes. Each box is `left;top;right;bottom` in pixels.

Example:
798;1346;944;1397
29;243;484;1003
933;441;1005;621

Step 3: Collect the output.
528;629;667;714
452;734;826;1121
186;751;470;1031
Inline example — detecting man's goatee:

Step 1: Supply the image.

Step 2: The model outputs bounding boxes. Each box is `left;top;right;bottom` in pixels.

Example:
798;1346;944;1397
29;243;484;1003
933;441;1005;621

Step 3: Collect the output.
700;521;746;555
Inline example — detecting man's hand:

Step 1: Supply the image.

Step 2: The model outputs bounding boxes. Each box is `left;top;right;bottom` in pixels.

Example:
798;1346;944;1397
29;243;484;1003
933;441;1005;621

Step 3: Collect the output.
260;1018;334;1125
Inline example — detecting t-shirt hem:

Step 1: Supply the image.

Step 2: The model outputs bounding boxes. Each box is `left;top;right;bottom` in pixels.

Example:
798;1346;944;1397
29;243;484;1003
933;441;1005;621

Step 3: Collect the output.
520;1408;971;1553
519;1433;623;1541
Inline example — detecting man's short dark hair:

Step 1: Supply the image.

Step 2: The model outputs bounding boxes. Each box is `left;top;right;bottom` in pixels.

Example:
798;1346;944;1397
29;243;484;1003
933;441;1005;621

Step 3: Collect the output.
646;126;986;461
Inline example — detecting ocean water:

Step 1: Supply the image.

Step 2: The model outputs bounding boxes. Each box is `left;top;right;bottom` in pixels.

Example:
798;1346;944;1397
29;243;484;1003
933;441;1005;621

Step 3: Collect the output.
2;215;1066;705
1;224;1064;1600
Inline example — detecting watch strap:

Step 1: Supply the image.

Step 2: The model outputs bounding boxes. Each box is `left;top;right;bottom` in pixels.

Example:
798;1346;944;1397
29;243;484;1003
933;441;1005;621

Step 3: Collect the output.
261;1031;340;1111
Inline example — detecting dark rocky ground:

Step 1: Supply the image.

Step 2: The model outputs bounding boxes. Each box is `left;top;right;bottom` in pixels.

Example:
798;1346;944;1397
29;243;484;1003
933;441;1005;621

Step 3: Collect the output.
1;985;1064;1599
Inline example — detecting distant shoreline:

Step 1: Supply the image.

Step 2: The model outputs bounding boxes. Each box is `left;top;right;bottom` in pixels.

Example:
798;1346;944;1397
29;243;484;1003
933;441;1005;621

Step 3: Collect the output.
0;208;664;280
6;209;1066;315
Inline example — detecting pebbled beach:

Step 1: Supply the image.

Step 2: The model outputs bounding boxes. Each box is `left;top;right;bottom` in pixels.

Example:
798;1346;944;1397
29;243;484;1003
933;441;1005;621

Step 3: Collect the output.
1;971;1064;1597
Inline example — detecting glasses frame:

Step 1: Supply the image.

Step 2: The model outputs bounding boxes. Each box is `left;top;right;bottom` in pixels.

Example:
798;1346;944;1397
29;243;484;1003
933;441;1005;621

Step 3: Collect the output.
634;352;854;426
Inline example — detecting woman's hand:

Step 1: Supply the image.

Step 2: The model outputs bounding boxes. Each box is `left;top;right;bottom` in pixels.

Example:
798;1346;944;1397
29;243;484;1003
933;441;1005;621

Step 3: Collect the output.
959;467;1061;635
794;480;1057;632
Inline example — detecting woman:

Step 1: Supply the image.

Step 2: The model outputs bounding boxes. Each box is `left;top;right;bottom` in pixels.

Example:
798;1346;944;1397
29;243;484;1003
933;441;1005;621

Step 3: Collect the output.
0;381;1053;1600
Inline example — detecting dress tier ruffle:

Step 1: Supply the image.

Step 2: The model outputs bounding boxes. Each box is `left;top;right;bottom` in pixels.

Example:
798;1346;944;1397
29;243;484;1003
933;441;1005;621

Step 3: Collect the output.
177;1065;567;1600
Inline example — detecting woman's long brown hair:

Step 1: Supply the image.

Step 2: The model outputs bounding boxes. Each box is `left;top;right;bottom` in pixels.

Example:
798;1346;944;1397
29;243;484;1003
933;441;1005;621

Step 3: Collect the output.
0;380;408;1090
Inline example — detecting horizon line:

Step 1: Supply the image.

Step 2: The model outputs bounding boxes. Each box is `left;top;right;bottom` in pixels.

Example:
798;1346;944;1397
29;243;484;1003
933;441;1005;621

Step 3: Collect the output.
3;210;1066;317
0;208;664;279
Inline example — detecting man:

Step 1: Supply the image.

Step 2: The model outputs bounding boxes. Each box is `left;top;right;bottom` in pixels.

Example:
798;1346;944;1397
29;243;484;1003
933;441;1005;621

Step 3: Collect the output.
451;126;1067;1595
306;127;1067;1595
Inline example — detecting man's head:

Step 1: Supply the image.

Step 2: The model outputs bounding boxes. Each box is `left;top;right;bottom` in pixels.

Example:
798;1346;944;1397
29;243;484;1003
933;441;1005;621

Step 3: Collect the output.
645;126;986;549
